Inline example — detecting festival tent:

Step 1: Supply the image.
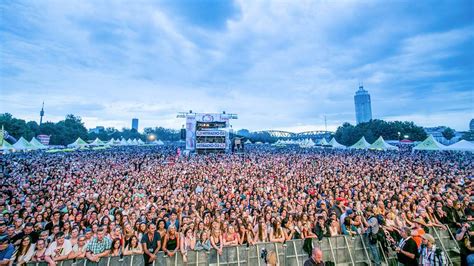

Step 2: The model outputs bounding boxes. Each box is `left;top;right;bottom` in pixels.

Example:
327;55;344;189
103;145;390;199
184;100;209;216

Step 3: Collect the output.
30;137;47;149
444;140;474;152
329;138;345;149
413;135;447;151
137;139;145;145
245;139;252;144
119;138;128;145
90;138;106;146
319;138;329;146
152;139;165;145
106;138;115;146
350;136;371;149
369;136;399;151
14;137;38;150
68;137;89;148
1;140;14;151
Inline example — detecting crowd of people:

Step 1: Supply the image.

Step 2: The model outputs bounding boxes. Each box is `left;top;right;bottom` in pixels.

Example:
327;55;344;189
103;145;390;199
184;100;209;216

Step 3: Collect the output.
0;144;472;266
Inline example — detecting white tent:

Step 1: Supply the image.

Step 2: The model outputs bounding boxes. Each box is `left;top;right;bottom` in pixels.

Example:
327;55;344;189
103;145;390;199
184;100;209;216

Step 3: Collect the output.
153;139;164;145
14;137;38;150
245;139;252;144
120;138;128;145
369;136;399;151
444;140;474;152
413;135;447;151
30;137;47;149
137;139;145;145
106;138;115;146
319;138;329;146
1;140;14;152
90;138;106;146
329;138;345;149
68;137;89;148
350;136;371;149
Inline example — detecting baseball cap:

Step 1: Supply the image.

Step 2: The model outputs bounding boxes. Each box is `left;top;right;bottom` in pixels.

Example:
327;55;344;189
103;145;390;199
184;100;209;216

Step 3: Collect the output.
0;235;9;243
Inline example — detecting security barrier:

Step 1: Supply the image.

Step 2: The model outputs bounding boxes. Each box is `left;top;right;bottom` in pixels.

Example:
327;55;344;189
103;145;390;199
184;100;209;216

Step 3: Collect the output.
25;232;460;265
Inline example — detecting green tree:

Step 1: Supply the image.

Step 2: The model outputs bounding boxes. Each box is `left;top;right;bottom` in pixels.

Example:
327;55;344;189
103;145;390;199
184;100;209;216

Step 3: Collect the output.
442;127;455;140
334;119;427;146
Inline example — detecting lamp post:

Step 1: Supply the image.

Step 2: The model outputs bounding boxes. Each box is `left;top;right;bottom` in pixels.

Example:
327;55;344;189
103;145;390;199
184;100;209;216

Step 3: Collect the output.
397;132;401;142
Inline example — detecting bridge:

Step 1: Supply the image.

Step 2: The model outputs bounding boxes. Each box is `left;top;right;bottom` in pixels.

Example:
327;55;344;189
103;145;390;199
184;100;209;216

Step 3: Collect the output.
256;130;334;139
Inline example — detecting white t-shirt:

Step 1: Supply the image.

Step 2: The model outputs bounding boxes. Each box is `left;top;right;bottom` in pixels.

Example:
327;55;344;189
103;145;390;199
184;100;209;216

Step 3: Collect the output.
72;244;87;253
45;239;72;257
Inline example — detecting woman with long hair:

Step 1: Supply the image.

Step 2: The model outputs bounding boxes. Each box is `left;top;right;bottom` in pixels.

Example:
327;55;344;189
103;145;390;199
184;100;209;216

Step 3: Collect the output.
223;225;240;247
180;228;196;263
123;235;143;255
269;220;286;243
254;216;268;243
110;238;122;257
162;226;180;258
210;227;223;256
14;236;35;265
195;231;212;251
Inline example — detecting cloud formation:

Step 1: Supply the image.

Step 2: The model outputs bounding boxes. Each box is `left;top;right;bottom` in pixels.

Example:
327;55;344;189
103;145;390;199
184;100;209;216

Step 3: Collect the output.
1;0;473;131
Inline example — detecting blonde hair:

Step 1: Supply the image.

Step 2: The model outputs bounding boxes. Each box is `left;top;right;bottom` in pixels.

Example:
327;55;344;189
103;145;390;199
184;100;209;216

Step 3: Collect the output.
267;250;278;266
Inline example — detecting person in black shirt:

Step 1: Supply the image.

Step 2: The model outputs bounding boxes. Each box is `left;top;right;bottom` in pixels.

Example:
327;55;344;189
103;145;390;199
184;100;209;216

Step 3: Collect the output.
44;211;64;234
395;227;418;266
141;223;161;266
304;247;334;266
10;222;39;244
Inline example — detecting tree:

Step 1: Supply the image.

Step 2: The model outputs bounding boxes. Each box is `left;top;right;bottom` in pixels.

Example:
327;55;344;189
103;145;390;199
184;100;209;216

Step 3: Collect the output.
334;119;427;146
442;127;455;140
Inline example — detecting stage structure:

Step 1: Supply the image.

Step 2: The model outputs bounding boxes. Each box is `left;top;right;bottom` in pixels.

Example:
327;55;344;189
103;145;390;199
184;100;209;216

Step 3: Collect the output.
177;111;238;154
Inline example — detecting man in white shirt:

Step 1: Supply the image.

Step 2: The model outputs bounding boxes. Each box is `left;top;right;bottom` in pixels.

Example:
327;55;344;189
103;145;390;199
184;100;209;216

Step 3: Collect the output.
45;232;72;263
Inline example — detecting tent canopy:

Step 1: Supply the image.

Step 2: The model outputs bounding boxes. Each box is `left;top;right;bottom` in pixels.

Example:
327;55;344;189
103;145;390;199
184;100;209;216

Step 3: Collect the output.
90;138;106;146
413;135;447;151
14;137;37;150
444;140;474;152
329;138;346;149
30;137;47;149
350;136;371;149
68;137;89;148
369;136;399;151
1;140;14;151
319;138;329;146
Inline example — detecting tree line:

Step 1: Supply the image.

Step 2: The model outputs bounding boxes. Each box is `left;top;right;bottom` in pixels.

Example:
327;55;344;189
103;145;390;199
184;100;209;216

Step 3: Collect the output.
1;113;467;146
0;113;180;146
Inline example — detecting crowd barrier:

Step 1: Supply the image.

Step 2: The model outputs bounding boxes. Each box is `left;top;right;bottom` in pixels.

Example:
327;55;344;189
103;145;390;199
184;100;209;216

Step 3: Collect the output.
25;228;460;266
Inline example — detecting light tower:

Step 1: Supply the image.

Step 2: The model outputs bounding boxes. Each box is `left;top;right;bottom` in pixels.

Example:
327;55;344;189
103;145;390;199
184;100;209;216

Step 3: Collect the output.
39;102;45;126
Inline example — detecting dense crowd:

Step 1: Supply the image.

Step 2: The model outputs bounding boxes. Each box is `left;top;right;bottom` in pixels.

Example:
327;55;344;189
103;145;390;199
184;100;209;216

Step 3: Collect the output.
0;145;473;266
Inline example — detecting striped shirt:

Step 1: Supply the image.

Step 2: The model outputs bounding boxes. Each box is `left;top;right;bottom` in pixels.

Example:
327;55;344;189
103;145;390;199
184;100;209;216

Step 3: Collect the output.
418;245;447;266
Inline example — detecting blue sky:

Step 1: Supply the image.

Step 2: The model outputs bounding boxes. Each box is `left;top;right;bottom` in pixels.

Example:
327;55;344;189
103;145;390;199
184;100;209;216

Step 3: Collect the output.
1;0;473;132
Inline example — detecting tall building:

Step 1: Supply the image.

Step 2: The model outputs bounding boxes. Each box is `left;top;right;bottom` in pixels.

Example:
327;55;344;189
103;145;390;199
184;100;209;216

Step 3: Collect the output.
470;119;474;131
354;85;372;124
39;102;45;126
132;118;139;131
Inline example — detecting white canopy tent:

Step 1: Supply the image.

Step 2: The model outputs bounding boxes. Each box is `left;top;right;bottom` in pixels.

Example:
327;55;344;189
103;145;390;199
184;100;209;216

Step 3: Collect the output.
350;136;371;149
444;140;474;152
413;135;447;151
14;137;38;150
329;138;346;149
369;136;399;151
90;138;106;146
30;137;47;149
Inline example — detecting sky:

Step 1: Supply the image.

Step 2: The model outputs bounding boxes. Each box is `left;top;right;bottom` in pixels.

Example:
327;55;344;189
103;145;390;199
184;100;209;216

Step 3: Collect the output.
1;0;473;132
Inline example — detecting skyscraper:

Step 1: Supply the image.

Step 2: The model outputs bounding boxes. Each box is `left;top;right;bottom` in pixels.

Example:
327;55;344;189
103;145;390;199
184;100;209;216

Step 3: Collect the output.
354;85;372;124
132;118;139;131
